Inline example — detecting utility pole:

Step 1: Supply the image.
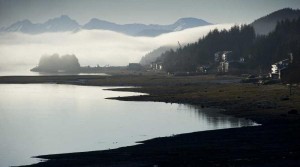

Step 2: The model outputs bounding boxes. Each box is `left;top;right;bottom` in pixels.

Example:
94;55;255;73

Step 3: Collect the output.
178;41;182;49
288;53;293;95
289;53;293;63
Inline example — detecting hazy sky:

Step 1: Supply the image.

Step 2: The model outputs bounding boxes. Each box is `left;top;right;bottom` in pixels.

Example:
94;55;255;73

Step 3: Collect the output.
0;0;300;27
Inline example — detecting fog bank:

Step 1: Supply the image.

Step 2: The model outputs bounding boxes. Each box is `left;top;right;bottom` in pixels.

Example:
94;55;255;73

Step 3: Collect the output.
0;24;233;73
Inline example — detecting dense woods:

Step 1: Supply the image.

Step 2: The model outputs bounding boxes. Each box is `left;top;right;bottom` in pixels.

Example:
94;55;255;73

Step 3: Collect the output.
160;18;300;73
252;18;300;68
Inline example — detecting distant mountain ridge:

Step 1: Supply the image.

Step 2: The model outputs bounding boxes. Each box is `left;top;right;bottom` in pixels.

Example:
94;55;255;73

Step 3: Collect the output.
0;16;212;36
251;8;300;35
1;15;80;34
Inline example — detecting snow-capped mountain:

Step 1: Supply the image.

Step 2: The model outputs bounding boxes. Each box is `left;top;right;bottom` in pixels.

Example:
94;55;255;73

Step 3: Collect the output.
1;15;80;34
0;15;212;36
83;17;211;36
43;15;80;32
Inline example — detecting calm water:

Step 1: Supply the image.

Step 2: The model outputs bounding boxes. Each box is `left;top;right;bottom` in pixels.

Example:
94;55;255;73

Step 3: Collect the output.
0;70;108;76
0;84;256;167
0;66;109;76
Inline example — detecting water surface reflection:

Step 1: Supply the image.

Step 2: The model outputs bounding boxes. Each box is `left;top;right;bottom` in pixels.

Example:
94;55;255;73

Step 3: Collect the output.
0;84;256;166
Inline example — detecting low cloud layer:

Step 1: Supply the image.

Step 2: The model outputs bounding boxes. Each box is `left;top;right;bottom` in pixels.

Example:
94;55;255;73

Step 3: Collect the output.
0;24;233;73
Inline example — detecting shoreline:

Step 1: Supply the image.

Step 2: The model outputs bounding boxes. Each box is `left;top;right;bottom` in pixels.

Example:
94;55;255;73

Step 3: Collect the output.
1;74;299;166
29;122;300;167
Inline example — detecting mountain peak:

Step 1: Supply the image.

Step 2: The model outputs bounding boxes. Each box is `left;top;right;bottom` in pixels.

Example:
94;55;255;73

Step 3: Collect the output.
3;19;33;32
18;19;32;24
87;18;116;25
43;15;79;32
171;17;211;31
175;17;211;24
1;16;211;36
45;15;78;24
59;15;71;19
83;18;118;30
176;17;204;22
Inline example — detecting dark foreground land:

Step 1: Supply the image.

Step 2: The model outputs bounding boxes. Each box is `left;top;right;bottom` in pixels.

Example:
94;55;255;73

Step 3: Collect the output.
1;74;300;167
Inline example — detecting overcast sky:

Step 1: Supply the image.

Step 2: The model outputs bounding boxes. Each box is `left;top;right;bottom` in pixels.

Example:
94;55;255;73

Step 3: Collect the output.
0;0;300;27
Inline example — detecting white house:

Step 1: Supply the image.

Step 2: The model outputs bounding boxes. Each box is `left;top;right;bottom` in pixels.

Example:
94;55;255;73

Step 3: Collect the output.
150;62;163;70
215;51;245;73
270;59;289;79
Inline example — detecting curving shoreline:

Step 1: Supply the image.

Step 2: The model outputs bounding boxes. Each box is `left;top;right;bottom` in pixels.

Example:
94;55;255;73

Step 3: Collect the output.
1;74;299;167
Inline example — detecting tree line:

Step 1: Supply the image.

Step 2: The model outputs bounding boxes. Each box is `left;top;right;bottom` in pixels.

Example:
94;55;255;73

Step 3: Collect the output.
159;18;300;73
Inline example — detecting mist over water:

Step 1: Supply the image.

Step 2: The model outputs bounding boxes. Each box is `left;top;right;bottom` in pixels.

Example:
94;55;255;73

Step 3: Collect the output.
0;24;233;74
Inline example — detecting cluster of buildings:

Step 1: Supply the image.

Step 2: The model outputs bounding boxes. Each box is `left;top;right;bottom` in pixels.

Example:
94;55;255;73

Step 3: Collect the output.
127;62;163;71
129;51;293;82
214;51;245;73
196;51;245;74
130;51;246;74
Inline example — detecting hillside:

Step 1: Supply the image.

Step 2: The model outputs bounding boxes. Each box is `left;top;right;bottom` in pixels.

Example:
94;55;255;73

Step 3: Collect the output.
140;46;176;65
251;8;300;35
159;17;300;73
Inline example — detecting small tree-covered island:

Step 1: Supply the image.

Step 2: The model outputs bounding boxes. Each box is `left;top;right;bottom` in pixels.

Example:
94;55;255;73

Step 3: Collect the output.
31;54;129;74
31;54;81;73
